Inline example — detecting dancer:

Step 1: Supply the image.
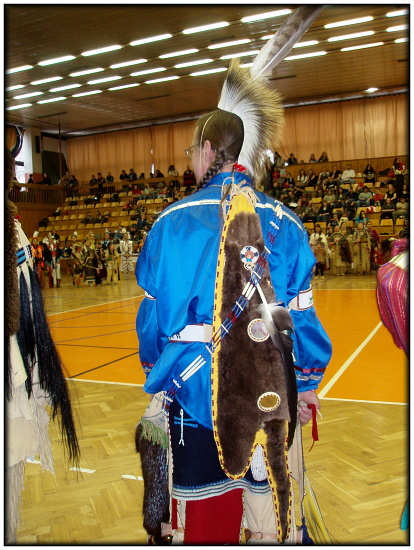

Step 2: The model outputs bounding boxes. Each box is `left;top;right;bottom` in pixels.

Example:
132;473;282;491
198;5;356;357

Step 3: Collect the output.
309;224;328;279
135;6;331;545
119;230;134;279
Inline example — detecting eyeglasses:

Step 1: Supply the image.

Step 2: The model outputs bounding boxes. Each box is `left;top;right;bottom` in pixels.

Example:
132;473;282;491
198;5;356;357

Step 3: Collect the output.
184;144;198;159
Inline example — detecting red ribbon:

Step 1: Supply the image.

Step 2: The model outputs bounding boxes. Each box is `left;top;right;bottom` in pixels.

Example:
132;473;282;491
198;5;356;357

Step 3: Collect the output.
233;163;247;173
308;404;319;451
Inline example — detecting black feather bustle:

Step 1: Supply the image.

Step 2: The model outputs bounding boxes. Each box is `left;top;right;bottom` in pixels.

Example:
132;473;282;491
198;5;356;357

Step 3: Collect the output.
28;266;80;464
135;423;170;537
16;271;36;397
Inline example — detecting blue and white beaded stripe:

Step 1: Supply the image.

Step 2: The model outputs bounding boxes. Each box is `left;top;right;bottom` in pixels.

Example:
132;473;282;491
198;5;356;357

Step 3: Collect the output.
172;478;271;500
16;245;32;266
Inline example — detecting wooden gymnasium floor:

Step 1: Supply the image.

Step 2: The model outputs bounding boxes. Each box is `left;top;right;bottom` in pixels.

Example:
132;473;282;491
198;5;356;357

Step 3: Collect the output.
16;273;408;545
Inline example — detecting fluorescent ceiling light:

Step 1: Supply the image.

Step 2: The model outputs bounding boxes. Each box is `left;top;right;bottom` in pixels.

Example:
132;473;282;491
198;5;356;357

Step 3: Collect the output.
395;37;409;43
30;76;63;85
240;62;253;68
293;40;319;48
50;83;82;92
328;30;374;42
6;65;33;74
208;38;251;49
190;67;227;76
7;103;32;110
324;16;373;29
87;75;122;85
387;24;408;32
70;67;104;77
72;90;103;97
183;21;229;34
130;33;172;46
386;9;408;17
159;48;199;59
37;96;66;104
174;59;213;68
285;50;327;60
261;35;273;40
341;42;383;52
365;87;378;93
110;58;147;69
131;67;166;76
108;83;140;91
241;9;291;23
220;50;260;60
14;91;44;99
145;76;180;84
38;55;76;66
6;84;25;91
81;44;123;56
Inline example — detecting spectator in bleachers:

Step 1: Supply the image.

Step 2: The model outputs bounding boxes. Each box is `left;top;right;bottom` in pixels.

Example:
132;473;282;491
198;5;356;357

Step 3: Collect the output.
183;165;196;186
128;168;138;181
354;209;368;226
341;166;355;184
138;172;145;179
89;174;98;186
155;169;164;178
392;197;408;222
380;198;395;220
317;200;331;222
305;169;318;186
296;169;307;186
357;185;373;207
310;224;328;278
28;174;34;184
106;172;114;183
318;151;329;162
384;183;397;204
287;152;298;165
120;169;128;180
40;172;52;185
309;153;317;163
363;163;376;184
168;164;179;177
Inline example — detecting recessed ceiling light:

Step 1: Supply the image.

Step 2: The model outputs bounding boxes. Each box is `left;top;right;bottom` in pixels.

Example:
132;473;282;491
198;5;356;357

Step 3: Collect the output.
38;55;76;66
159;48;199;59
190;67;228;77
341;42;384;52
241;9;291;23
183;21;229;34
49;83;82;92
7;103;32;110
324;16;373;29
6;84;25;91
81;44;123;56
395;37;409;43
87;75;122;85
108;83;141;91
37;96;67;104
386;24;408;32
220;50;260;60
130;33;172;46
145;76;180;84
386;9;408;17
110;58;147;69
293;40;319;48
285;51;327;61
130;67;166;76
30;76;63;85
365;87;378;93
208;38;251;49
72;90;103;97
174;59;213;68
328;30;375;42
6;65;33;74
69;67;104;77
14;91;44;99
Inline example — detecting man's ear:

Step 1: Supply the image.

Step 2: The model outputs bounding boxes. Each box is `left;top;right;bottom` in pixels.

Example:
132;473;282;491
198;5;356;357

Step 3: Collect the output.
203;140;216;163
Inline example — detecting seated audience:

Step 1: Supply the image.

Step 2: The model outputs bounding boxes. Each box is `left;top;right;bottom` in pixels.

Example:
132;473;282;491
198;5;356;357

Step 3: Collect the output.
392;197;408;222
106;172;114;183
41;172;52;185
341;166;355;184
89;174;98;186
380;198;395;220
309;153;317;163
363;163;376;184
357;186;373;207
128;168;138;181
120;169;128;180
318;151;329;162
287;152;298;165
183;166;196;186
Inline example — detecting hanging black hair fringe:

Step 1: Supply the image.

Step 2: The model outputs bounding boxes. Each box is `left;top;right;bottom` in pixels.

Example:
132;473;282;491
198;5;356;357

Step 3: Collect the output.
28;266;80;464
16;271;36;397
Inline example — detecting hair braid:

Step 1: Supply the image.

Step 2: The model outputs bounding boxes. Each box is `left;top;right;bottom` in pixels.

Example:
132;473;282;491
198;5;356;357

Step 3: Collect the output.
198;150;227;190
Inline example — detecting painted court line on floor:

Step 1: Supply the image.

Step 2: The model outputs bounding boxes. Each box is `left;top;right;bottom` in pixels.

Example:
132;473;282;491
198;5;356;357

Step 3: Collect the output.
320;397;407;406
47;294;144;317
70;467;96;474
318;321;382;399
69;351;138;378
66;378;143;387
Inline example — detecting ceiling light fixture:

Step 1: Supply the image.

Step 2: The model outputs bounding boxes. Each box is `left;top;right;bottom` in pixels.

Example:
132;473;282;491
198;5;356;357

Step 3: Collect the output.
220;50;260;60
159;48;199;59
110;58;147;69
395;37;409;43
208;38;251;49
293;40;319;48
174;59;213;68
365;87;378;93
38;55;76;66
31;76;63;85
69;67;104;77
285;51;327;60
341;42;384;51
386;24;408;32
14;91;44;99
7;103;32;110
145;76;180;84
183;21;229;34
81;44;123;56
130;67;166;76
324;16;373;29
49;83;82;92
37;96;67;104
6;84;25;91
241;9;291;23
6;65;33;74
386;9;408;17
108;83;141;91
328;30;375;42
72;90;103;97
190;67;228;76
130;33;172;46
87;75;122;85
